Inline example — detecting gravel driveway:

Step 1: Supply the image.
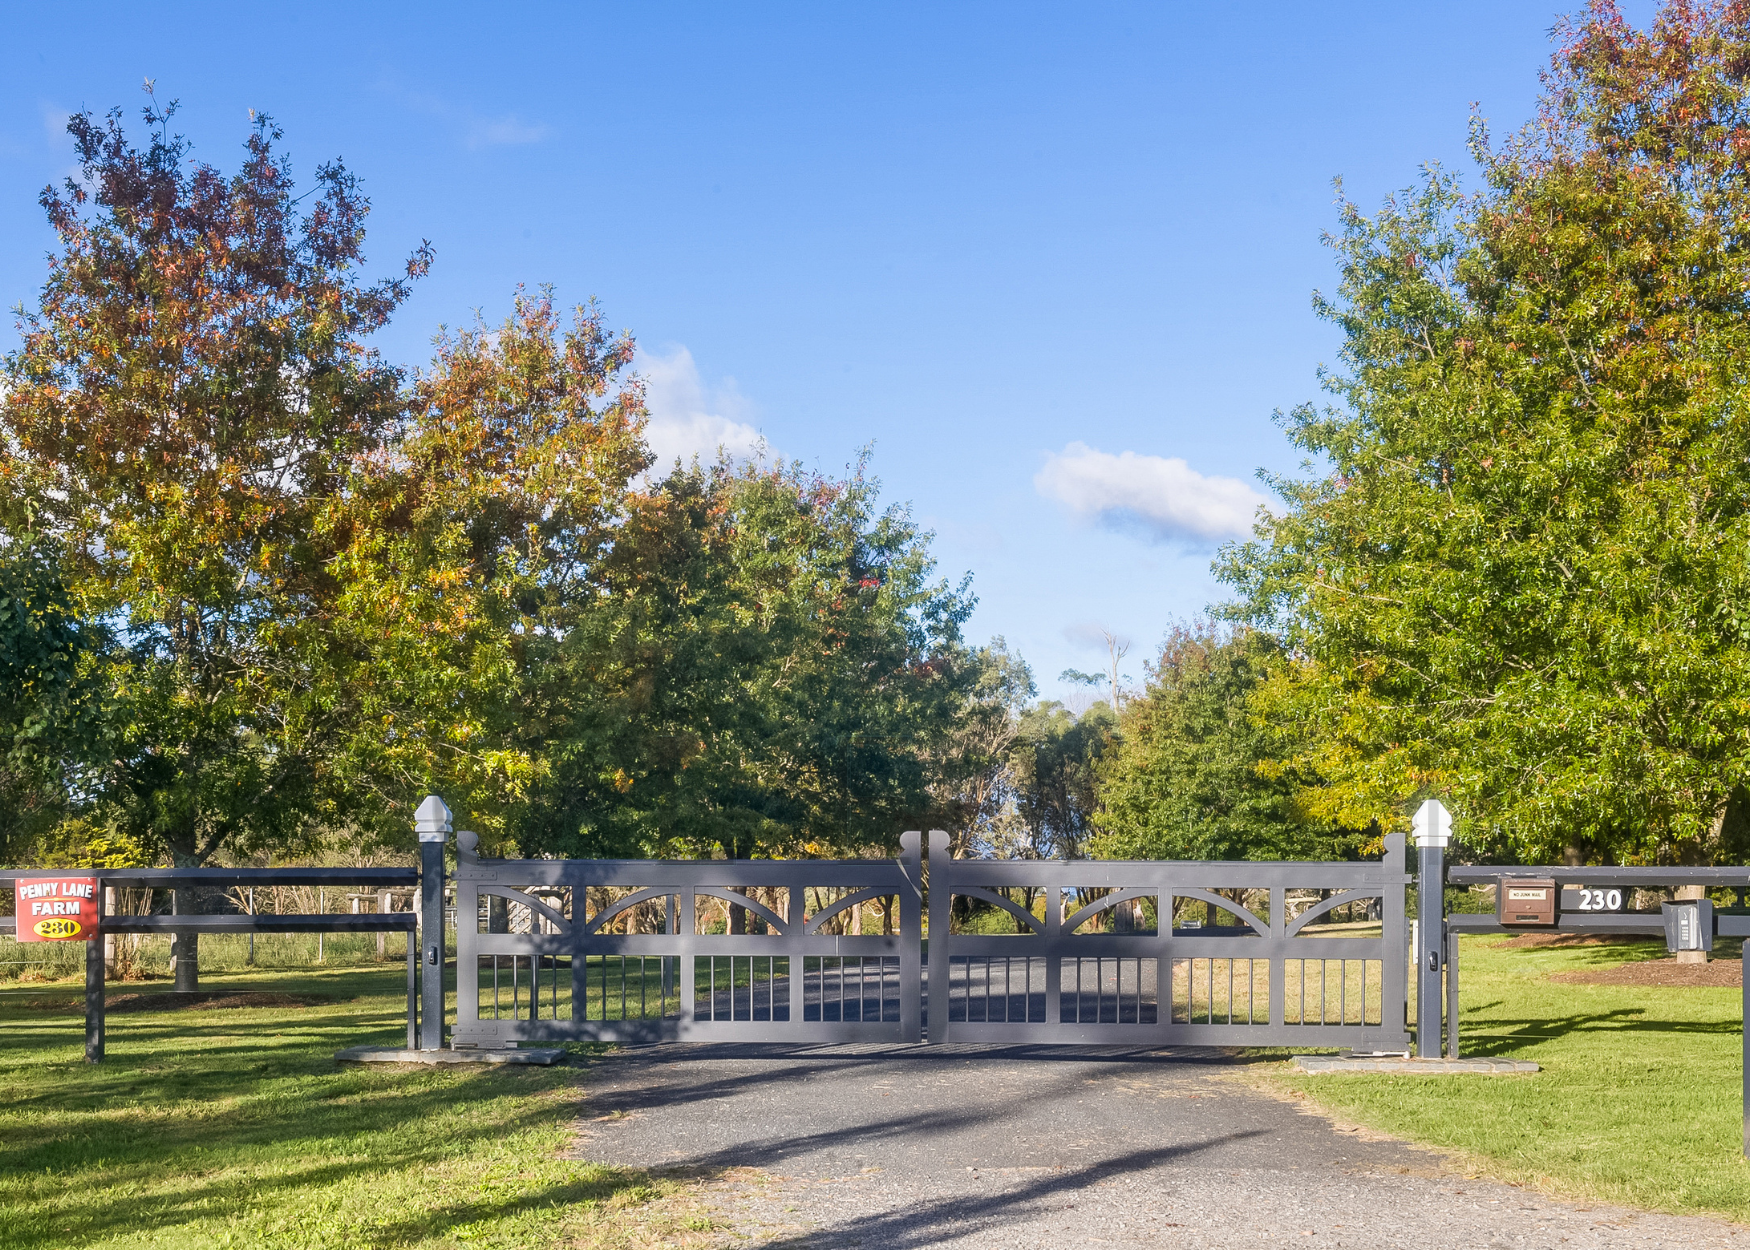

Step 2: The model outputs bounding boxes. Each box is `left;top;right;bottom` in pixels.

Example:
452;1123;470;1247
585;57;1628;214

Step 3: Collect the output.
572;1043;1748;1249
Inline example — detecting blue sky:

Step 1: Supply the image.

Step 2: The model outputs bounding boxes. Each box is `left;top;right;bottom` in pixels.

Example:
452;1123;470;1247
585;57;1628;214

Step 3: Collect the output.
0;2;1636;700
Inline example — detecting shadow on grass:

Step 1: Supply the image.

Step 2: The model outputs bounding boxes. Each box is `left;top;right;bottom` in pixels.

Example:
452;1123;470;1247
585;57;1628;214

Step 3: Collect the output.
1453;1005;1742;1057
0;967;610;1249
363;1165;667;1247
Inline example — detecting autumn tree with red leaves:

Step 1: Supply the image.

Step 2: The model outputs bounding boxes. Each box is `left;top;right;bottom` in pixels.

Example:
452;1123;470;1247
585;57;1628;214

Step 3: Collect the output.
1;93;430;868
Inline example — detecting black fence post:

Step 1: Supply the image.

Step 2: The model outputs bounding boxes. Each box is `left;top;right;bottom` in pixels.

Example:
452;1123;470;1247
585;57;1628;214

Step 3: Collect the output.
85;932;104;1063
416;795;451;1051
1413;799;1452;1059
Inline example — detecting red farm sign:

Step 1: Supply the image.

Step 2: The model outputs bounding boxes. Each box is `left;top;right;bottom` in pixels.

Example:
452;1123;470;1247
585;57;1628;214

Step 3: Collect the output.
14;877;100;942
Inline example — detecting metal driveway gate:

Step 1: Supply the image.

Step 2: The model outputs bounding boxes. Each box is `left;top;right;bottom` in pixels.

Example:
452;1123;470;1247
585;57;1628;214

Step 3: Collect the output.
927;831;1412;1051
453;831;924;1046
449;828;1409;1050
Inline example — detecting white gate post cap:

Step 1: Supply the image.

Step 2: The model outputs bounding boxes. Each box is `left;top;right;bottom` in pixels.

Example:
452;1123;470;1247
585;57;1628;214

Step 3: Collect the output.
1412;799;1452;849
415;795;453;843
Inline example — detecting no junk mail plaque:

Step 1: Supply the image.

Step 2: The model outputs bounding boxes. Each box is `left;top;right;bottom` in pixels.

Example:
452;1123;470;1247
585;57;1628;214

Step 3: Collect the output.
15;877;100;942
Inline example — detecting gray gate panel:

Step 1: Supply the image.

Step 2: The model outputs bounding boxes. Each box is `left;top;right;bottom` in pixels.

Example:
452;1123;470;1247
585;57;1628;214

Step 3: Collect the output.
927;832;1411;1050
450;826;1408;1051
453;831;923;1047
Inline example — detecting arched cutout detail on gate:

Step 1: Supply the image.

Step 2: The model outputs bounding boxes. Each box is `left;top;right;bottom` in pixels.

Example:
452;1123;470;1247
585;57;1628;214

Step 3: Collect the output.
478;885;573;934
1170;887;1268;937
1285;888;1381;938
690;887;790;935
583;886;675;936
804;886;896;935
1062;887;1156;935
955;886;1044;935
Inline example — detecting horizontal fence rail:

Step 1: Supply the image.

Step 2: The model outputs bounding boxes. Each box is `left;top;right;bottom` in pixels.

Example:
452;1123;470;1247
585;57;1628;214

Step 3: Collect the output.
0;865;429;1062
0;868;418;887
0;868;421;937
1448;866;1750;887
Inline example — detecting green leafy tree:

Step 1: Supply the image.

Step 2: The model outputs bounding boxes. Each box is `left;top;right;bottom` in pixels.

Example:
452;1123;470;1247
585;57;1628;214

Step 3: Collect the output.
930;637;1036;859
0;96;430;867
1009;699;1115;861
1221;0;1750;864
1091;624;1356;862
508;456;975;862
0;547;114;863
322;289;647;845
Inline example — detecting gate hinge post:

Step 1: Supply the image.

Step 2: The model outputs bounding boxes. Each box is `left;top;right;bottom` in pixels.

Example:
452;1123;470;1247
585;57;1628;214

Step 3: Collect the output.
1413;799;1452;1060
416;795;452;1051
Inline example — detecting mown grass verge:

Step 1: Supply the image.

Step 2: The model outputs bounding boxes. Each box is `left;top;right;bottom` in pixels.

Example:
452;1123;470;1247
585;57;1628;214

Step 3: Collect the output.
1253;932;1750;1220
0;966;713;1250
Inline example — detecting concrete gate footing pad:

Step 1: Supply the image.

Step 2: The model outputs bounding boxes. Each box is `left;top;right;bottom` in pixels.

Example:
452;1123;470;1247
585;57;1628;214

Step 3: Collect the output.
1292;1054;1538;1074
335;1045;566;1066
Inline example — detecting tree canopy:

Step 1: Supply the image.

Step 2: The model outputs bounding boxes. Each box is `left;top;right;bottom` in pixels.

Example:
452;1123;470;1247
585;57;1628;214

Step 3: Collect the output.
508;456;975;860
1221;0;1750;865
1091;624;1358;862
1;97;432;865
0;548;111;863
0;97;977;868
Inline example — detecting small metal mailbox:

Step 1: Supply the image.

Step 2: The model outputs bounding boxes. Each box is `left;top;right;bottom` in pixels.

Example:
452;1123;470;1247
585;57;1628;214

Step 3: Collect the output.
1662;899;1715;953
1498;876;1558;926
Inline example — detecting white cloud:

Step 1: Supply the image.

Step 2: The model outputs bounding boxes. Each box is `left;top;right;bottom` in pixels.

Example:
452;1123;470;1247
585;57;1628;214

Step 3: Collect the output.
1034;442;1267;544
463;115;550;150
639;346;765;469
376;78;551;150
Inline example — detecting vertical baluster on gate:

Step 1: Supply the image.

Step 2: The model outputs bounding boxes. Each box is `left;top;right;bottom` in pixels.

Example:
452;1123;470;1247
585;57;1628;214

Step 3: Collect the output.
454;834;480;1041
786;875;802;1030
1044;885;1062;1026
679;888;697;1036
925;832;950;1043
566;882;581;1039
1269;887;1286;1029
1381;830;1411;1050
664;893;676;1011
899;834;922;1041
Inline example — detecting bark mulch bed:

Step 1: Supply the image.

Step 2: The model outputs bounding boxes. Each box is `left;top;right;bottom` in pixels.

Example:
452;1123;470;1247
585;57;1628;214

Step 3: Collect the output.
1548;959;1742;987
1496;932;1655;949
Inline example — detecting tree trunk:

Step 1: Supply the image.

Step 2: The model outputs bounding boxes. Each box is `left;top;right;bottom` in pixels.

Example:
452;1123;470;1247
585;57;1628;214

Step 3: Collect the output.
168;838;204;991
170;888;199;991
172;930;199;990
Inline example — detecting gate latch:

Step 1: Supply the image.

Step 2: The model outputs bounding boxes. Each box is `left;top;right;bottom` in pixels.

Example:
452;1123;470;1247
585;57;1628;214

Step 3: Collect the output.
427;944;440;966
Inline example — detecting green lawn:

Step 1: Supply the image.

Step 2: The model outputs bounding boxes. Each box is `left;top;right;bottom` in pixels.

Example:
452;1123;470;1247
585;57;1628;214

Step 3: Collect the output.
1261;933;1750;1219
13;933;1748;1242
0;965;713;1250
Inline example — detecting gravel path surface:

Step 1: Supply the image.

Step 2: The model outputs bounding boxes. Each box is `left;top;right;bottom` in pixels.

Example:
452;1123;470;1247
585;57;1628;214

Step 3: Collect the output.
572;1043;1749;1249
